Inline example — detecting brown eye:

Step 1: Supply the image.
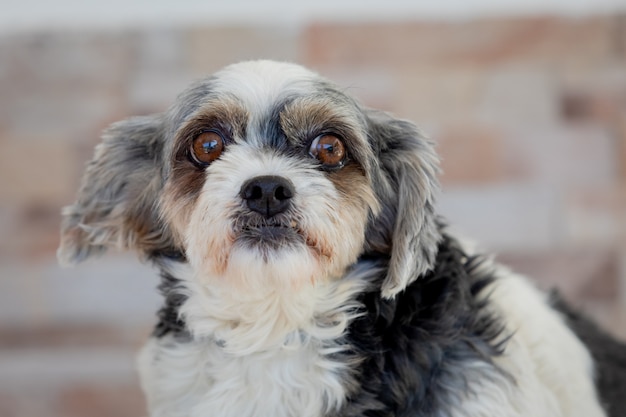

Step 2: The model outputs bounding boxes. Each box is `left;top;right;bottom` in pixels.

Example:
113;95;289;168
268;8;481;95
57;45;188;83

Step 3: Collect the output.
190;130;224;166
309;134;346;168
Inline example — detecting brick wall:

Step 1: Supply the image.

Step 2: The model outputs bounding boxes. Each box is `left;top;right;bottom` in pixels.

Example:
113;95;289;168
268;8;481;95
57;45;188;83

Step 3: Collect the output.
1;16;625;416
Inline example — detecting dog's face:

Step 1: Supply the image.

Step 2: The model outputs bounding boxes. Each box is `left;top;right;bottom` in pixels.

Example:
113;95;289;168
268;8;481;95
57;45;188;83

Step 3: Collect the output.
160;63;381;292
58;61;440;299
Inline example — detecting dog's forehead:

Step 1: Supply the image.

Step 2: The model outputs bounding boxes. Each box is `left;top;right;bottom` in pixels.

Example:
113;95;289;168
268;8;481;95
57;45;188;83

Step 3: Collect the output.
211;61;320;111
171;61;370;149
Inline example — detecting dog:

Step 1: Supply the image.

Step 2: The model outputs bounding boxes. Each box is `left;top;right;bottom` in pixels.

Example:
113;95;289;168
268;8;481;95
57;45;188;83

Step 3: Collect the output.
58;60;625;417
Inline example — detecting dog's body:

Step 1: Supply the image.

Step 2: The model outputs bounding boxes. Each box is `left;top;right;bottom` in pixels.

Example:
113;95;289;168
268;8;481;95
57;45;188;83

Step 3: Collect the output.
59;60;626;417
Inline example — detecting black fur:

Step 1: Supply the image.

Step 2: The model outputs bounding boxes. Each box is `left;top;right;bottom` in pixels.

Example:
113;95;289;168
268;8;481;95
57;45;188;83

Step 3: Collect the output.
337;233;507;416
152;271;189;339
150;251;190;339
552;295;626;417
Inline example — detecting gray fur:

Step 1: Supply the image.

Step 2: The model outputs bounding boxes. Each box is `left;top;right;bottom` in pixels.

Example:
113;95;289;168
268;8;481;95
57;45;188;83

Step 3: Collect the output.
364;111;441;298
58;114;173;265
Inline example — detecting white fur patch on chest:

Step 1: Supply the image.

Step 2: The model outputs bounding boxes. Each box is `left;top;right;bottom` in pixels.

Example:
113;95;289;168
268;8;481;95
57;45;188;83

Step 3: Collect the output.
139;334;349;417
138;262;379;417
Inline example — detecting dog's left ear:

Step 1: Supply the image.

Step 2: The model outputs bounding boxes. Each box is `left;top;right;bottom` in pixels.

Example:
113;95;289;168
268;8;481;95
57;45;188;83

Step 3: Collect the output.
58;114;173;266
364;111;441;299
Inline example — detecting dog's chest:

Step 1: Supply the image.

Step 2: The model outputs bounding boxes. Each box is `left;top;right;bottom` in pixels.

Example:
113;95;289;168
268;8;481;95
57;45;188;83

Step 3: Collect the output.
140;336;349;417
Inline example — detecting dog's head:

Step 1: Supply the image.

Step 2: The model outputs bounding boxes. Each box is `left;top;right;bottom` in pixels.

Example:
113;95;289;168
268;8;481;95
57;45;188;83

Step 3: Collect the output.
58;60;440;299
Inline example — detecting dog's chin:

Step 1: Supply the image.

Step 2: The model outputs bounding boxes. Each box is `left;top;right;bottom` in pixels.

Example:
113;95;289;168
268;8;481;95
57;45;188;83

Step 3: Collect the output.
215;242;322;292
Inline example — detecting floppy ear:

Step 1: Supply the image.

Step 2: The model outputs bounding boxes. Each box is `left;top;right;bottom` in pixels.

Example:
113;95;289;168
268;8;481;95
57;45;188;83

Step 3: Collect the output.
365;111;441;299
58;114;173;266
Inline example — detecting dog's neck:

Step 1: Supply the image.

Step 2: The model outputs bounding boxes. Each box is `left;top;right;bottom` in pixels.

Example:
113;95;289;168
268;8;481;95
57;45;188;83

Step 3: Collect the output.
152;256;380;356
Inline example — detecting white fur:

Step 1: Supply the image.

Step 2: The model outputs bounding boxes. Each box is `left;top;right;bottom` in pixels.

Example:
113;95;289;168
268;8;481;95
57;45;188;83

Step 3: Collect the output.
138;261;378;417
445;244;607;417
486;266;605;417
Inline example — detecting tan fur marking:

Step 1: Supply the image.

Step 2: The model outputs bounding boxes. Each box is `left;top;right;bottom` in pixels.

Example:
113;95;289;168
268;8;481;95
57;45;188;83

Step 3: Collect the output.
280;98;365;149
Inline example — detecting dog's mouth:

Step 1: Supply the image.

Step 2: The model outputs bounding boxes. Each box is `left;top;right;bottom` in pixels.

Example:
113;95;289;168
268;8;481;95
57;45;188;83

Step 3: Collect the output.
235;218;304;250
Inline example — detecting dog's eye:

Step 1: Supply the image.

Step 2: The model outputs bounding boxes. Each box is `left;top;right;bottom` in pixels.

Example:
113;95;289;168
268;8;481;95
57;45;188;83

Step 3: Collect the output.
309;134;346;168
190;130;224;166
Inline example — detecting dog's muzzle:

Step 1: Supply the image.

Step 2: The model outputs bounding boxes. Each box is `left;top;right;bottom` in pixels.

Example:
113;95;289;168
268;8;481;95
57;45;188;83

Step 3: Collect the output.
236;175;301;250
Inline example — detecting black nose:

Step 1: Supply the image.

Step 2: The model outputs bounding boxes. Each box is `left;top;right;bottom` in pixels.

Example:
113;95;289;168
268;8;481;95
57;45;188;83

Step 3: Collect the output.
240;175;295;218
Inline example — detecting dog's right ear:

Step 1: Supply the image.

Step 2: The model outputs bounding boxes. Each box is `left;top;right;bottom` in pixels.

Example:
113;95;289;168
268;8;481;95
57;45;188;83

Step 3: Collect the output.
58;114;173;266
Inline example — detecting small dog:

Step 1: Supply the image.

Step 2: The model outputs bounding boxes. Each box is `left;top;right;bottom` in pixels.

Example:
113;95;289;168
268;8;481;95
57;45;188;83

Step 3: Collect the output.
59;60;625;417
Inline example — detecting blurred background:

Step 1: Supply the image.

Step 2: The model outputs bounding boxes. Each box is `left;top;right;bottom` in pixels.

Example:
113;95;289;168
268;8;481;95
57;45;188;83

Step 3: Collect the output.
1;1;626;416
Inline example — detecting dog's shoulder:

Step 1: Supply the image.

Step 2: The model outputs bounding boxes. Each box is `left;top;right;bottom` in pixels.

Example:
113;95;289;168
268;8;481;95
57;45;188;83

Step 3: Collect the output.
342;233;609;417
342;234;508;415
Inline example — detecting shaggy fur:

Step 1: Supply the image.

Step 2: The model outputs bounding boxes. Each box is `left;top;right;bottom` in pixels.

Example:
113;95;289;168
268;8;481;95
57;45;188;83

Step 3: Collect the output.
59;60;625;417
